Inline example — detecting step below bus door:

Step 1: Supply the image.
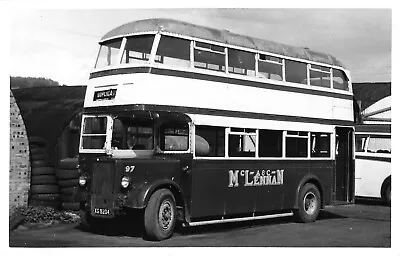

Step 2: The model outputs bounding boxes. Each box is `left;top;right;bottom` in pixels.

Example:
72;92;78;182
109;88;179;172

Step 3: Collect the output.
334;127;355;203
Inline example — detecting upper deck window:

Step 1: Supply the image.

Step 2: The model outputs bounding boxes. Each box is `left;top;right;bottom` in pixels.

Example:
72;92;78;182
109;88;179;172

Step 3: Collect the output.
333;69;349;91
309;64;332;88
95;39;123;69
121;35;155;65
194;42;226;72
228;49;256;76
285;60;308;84
156;36;190;67
257;54;283;81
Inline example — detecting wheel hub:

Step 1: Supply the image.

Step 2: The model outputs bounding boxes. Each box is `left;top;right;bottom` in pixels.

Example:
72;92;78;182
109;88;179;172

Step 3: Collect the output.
304;192;317;215
159;200;173;230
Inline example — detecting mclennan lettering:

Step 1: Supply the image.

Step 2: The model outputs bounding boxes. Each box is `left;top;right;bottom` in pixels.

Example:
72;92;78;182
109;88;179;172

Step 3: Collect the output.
228;169;284;187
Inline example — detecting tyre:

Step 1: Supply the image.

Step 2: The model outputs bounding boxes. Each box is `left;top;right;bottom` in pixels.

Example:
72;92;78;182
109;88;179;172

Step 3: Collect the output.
384;183;391;205
58;158;79;170
30;193;61;201
31;167;54;176
29;199;60;208
30;185;60;194
28;136;47;146
61;194;77;202
144;189;176;241
294;183;321;223
61;202;80;211
31;175;57;185
58;178;79;188
31;160;52;168
61;186;78;195
30;153;48;161
30;147;47;155
55;169;80;180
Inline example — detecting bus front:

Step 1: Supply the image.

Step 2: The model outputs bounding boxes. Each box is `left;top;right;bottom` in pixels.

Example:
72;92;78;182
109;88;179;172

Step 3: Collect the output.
75;30;194;240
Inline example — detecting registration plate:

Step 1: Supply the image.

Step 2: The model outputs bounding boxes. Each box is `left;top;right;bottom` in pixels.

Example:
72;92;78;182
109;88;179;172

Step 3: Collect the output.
93;208;112;216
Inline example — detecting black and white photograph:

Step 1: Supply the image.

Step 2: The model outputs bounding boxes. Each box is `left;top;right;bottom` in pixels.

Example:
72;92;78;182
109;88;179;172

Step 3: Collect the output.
4;2;395;253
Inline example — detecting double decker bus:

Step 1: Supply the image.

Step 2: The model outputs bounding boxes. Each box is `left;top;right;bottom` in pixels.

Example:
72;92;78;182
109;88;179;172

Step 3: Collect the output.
76;18;355;240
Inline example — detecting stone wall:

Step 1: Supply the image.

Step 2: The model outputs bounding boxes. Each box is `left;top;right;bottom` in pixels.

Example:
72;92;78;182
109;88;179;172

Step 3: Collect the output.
9;90;30;214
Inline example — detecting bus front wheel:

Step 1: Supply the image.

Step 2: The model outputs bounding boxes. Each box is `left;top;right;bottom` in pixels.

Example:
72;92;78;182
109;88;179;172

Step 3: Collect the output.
144;189;177;241
294;183;321;223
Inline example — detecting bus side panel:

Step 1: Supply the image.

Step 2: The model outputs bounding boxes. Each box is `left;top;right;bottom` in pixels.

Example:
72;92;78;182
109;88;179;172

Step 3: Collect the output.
355;157;391;198
281;160;334;210
190;160;257;219
190;159;334;220
309;160;334;206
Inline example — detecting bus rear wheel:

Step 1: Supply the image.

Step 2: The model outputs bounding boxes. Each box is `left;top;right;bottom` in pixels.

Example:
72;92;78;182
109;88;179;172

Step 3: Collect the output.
294;183;321;223
144;189;177;241
384;183;391;205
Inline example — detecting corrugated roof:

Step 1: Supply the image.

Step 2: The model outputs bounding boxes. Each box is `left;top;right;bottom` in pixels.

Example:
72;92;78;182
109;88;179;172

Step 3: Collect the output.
101;18;345;68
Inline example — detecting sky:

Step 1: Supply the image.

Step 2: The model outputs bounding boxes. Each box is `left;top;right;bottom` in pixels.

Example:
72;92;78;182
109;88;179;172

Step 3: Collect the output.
4;7;392;86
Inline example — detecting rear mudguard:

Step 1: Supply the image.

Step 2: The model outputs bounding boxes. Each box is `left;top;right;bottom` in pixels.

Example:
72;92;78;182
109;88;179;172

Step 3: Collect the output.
293;174;325;209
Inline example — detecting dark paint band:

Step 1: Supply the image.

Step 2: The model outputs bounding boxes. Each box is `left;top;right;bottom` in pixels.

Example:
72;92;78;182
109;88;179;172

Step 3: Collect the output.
355;124;391;134
355;155;391;162
89;67;353;100
85;103;355;127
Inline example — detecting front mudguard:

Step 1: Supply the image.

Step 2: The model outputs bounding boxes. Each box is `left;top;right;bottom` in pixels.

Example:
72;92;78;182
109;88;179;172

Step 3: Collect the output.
124;179;184;209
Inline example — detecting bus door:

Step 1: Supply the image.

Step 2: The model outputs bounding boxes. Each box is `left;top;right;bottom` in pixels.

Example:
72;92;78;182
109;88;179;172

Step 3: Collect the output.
335;127;354;203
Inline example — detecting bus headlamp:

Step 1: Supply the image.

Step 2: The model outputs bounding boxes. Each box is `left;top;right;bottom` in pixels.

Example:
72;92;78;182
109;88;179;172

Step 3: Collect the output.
121;176;131;188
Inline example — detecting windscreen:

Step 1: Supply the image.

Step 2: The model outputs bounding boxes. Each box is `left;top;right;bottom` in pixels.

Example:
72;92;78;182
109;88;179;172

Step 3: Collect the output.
81;116;108;149
111;117;154;150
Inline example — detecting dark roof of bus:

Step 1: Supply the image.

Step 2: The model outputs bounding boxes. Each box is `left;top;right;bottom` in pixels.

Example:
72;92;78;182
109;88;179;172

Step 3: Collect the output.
101;18;345;68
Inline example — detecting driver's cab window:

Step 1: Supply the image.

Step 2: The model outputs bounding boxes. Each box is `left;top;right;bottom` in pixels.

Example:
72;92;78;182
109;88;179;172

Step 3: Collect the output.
111;117;154;150
160;122;189;151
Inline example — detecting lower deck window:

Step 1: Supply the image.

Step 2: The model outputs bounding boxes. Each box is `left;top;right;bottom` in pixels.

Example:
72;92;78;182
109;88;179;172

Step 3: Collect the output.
228;129;256;157
195;126;225;157
311;133;331;157
355;135;368;152
286;131;308;157
367;137;391;153
258;129;283;157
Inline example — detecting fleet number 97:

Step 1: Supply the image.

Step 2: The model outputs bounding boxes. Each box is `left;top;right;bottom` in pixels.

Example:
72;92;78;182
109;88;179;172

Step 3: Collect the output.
125;165;135;173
